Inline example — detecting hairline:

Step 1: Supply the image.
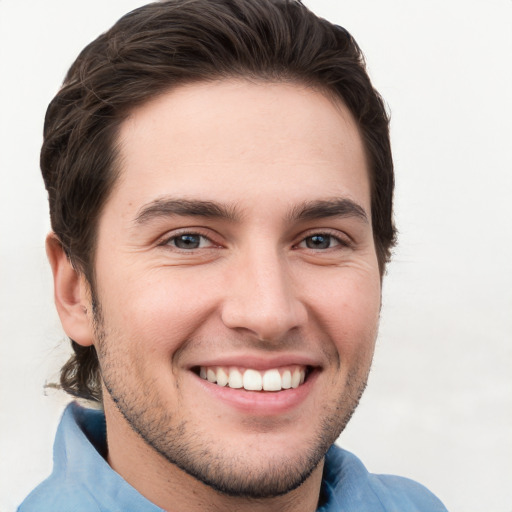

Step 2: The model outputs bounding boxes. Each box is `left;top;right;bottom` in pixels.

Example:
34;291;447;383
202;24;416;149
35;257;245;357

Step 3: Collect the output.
80;75;382;290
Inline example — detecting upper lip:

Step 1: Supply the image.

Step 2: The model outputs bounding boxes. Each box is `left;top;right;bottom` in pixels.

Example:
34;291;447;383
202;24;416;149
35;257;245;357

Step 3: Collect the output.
188;353;323;371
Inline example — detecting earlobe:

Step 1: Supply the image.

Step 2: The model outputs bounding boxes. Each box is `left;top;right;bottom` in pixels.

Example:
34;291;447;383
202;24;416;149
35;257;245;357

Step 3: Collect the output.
46;233;95;347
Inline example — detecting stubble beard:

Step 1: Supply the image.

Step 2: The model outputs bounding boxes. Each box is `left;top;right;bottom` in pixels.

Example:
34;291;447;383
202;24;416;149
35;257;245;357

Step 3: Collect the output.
94;308;371;499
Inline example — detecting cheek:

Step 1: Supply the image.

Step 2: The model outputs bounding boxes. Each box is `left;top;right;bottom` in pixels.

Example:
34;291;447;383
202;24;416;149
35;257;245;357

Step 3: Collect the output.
96;267;217;353
308;268;381;353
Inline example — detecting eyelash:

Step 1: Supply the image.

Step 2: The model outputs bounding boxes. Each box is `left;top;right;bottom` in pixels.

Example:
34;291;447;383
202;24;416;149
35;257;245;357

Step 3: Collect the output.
294;231;351;251
160;230;217;250
159;229;350;252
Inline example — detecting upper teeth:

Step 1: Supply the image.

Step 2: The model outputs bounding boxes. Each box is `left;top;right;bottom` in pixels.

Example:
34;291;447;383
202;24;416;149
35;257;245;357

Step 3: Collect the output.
199;366;306;392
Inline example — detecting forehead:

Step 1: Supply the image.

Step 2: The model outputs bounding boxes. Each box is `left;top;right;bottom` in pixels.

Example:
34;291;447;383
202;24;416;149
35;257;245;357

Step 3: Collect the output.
111;79;370;217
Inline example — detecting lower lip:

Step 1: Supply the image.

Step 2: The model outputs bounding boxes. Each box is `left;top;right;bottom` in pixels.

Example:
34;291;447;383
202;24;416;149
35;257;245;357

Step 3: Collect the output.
190;370;319;415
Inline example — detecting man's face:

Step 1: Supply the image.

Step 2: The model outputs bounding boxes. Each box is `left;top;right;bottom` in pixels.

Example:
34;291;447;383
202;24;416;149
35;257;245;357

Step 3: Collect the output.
91;80;381;497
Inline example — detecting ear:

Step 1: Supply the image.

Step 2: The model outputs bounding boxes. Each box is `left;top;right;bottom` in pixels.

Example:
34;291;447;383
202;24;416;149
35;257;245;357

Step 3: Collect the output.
46;233;95;347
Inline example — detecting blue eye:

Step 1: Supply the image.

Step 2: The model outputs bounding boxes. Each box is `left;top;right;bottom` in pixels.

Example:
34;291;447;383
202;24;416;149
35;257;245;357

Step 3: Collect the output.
301;234;340;250
169;233;206;249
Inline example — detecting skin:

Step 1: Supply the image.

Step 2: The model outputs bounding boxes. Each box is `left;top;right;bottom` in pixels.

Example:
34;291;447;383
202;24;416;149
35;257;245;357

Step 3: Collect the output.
48;80;382;512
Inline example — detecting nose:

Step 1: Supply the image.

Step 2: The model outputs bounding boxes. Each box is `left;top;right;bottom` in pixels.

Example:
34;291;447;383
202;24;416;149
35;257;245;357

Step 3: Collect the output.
220;248;308;342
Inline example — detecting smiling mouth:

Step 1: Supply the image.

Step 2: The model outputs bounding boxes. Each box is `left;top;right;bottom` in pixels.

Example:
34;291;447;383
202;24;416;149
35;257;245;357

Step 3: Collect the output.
194;365;313;392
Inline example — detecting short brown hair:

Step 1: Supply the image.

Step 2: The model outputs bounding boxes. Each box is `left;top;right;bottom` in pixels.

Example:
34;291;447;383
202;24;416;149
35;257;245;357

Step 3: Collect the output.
43;0;396;402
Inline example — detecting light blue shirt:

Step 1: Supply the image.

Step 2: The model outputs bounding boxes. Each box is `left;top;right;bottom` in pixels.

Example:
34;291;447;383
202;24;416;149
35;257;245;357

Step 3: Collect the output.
19;403;448;511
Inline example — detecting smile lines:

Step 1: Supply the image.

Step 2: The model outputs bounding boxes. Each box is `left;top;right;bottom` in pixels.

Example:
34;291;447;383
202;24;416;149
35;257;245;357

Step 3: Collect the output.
198;366;307;392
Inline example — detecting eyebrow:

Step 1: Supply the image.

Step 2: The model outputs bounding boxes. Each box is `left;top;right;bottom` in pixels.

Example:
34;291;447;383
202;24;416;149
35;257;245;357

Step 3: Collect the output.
134;198;241;224
134;196;368;226
288;198;369;224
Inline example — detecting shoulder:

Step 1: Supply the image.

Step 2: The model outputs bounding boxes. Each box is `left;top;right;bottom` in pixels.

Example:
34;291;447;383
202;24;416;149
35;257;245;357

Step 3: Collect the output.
17;403;164;512
17;403;105;512
322;445;448;512
368;473;448;512
17;476;101;512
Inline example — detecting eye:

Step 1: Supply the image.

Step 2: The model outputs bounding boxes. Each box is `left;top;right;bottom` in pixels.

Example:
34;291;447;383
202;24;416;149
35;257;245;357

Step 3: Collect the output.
165;233;213;250
298;233;342;250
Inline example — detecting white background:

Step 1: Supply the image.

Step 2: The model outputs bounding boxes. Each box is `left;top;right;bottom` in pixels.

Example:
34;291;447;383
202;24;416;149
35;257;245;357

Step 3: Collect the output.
0;1;511;511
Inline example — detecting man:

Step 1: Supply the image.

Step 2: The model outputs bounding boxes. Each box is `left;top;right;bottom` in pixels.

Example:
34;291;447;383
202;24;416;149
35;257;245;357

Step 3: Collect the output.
18;0;447;510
